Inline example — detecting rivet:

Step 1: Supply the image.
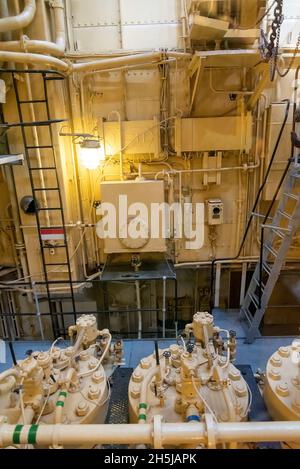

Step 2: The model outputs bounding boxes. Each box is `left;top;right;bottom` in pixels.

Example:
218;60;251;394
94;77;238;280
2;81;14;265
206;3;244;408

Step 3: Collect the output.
278;347;290;358
92;371;104;383
270;355;282;367
140;358;150;369
229;369;241;381
276;383;289;397
234;383;247;397
132;371;143;383
269;369;281;381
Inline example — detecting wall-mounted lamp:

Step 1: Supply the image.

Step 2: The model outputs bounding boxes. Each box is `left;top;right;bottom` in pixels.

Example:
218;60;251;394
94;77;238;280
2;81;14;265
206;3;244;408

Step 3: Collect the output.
59;130;105;170
79;139;105;170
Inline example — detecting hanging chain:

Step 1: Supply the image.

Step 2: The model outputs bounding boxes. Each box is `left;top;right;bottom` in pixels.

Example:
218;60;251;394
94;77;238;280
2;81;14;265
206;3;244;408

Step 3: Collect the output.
259;0;284;81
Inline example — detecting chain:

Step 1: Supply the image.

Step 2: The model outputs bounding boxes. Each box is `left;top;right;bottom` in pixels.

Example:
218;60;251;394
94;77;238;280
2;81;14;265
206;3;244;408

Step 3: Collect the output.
259;0;284;82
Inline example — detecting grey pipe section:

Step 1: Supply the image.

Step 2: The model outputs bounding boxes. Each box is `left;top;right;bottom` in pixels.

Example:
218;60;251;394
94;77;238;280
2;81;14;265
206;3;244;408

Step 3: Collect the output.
0;0;36;33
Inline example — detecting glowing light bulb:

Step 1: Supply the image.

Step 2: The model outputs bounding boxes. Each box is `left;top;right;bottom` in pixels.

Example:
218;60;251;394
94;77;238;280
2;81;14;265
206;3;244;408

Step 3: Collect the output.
79;139;105;170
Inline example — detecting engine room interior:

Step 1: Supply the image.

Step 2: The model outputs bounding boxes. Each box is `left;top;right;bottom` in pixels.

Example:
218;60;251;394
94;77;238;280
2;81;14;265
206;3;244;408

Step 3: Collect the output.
0;0;300;451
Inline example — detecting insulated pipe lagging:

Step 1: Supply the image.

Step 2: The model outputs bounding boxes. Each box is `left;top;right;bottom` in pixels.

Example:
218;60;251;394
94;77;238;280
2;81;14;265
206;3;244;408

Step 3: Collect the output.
0;0;36;33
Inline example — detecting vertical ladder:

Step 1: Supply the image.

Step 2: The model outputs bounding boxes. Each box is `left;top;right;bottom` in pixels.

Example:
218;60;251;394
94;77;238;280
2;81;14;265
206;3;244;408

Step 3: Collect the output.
240;160;300;343
11;70;77;338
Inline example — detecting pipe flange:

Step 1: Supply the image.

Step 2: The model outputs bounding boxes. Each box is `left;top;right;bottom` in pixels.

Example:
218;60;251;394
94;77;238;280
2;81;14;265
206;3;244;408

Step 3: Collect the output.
153;414;163;449
205;414;216;449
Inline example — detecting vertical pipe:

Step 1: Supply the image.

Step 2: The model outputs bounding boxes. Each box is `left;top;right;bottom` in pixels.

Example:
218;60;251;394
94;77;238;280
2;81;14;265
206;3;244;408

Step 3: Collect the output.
162;276;167;338
135;280;142;340
214;263;221;308
32;282;44;340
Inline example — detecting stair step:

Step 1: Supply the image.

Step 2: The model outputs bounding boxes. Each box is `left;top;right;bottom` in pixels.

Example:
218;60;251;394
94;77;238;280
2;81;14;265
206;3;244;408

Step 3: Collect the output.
254;277;265;291
283;192;299;201
263;244;278;258
248;292;260;308
262;262;271;275
278;210;293;221
240;307;252;324
271;228;287;239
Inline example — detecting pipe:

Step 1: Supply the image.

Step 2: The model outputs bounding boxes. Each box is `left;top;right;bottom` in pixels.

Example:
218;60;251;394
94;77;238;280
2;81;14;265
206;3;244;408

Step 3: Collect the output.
0;0;36;33
73;52;162;73
135;280;142;340
1;420;300;447
0;0;66;56
0;50;69;72
162;276;167;339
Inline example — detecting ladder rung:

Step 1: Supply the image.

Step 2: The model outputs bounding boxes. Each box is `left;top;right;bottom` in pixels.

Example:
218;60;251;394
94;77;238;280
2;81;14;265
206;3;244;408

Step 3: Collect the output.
45;263;69;267
262;262;271;275
283;192;299;201
33;188;59;192
44;76;64;81
50;297;74;301
264;244;278;258
278;210;292;221
42;245;67;249
30;167;56;171
18;119;65;127
40;226;65;229
20;99;46;104
38;207;62;211
26;145;53;150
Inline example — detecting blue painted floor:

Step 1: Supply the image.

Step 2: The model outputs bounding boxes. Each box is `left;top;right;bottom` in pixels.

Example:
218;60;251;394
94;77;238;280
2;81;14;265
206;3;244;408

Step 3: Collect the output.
0;309;296;374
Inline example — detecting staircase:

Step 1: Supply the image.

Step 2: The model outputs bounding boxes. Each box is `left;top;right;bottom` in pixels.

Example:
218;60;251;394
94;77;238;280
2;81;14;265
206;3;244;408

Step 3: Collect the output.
240;159;300;343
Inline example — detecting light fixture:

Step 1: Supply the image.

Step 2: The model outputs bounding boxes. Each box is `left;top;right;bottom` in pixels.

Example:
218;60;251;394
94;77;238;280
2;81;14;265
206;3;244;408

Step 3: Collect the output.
79;139;105;170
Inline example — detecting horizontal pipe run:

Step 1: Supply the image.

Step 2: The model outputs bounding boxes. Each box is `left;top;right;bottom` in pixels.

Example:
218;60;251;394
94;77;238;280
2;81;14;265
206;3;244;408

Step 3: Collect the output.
72;52;162;73
0;51;69;72
1;421;300;447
